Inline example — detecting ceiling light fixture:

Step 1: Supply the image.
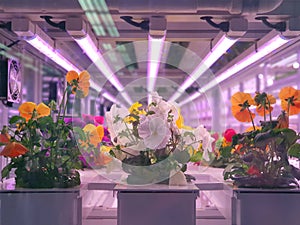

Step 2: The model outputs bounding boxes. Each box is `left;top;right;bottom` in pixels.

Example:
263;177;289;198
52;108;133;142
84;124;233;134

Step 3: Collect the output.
74;34;133;106
12;18;79;72
147;16;167;103
179;34;289;106
26;35;79;72
27;35;105;92
12;18;120;105
147;34;165;102
169;35;237;102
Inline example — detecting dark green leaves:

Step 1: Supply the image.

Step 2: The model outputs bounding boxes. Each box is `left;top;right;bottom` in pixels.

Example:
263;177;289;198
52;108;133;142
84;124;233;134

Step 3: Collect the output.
288;143;300;158
9;116;25;125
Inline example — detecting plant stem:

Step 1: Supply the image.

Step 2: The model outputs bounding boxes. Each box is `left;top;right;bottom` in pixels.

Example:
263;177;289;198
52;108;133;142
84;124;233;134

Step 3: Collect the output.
267;98;272;122
247;107;256;131
123;120;137;143
119;148;136;157
287;100;291;126
57;88;68;125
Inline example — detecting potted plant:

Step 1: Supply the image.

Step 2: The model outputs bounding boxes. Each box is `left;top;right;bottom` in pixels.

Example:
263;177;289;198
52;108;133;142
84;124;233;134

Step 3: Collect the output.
97;92;215;185
221;87;300;225
0;70;91;225
222;87;300;188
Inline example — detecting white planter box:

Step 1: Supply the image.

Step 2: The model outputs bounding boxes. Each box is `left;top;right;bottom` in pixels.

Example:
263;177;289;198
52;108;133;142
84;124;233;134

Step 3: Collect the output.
0;184;81;225
115;184;199;225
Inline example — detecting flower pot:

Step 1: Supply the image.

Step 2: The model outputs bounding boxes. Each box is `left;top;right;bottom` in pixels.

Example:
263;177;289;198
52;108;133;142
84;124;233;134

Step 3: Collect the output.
0;184;82;225
115;184;199;225
232;188;300;225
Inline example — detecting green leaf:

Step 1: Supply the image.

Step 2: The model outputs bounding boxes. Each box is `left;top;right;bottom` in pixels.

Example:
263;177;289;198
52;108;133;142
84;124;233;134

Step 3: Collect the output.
9;116;25;125
220;146;233;158
73;127;86;141
38;116;54;129
190;151;202;162
1;164;12;180
281;128;298;146
288;143;300;158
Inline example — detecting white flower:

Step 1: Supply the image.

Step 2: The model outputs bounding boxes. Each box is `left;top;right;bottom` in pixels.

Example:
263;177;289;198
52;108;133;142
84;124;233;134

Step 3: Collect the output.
138;115;171;149
105;104;132;146
181;125;215;161
149;92;179;121
195;125;215;161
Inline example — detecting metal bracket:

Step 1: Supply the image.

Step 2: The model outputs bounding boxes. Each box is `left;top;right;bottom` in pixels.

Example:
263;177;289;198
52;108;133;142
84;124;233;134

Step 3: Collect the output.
0;21;12;31
255;16;286;32
40;15;66;31
120;16;149;31
200;16;229;32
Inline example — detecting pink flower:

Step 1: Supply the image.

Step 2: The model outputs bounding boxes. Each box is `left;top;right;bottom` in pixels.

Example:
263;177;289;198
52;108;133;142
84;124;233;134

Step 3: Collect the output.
223;128;236;142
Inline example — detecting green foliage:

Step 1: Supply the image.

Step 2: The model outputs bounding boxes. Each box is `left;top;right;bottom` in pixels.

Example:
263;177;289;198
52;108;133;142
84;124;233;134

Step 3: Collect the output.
223;126;300;188
288;143;300;158
0;91;85;189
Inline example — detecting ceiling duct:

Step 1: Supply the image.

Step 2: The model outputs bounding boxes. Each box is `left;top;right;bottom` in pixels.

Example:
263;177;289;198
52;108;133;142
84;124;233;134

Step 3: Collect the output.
108;0;283;15
0;0;82;13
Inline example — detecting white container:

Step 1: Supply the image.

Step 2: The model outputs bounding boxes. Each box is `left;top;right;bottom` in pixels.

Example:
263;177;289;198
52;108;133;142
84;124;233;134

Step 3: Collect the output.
115;184;199;225
0;185;81;225
233;188;300;225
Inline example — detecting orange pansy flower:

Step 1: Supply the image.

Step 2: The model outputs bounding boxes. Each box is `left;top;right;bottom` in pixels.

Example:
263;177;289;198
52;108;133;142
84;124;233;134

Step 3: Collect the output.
256;105;273;116
0;142;28;158
231;92;256;123
66;70;79;85
18;102;37;121
231;92;255;106
66;70;90;97
281;100;300;115
278;86;300;115
278;86;298;100
0;133;10;144
36;103;50;118
78;71;90;97
231;105;256;122
19;102;50;121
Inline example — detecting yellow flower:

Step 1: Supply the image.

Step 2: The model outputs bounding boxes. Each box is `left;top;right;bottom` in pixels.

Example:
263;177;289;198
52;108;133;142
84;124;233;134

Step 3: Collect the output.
18;102;50;121
129;102;143;114
83;124;104;147
19;102;36;121
101;145;112;153
176;110;193;130
176;111;184;129
36;103;50;118
124;116;137;123
245;126;261;132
